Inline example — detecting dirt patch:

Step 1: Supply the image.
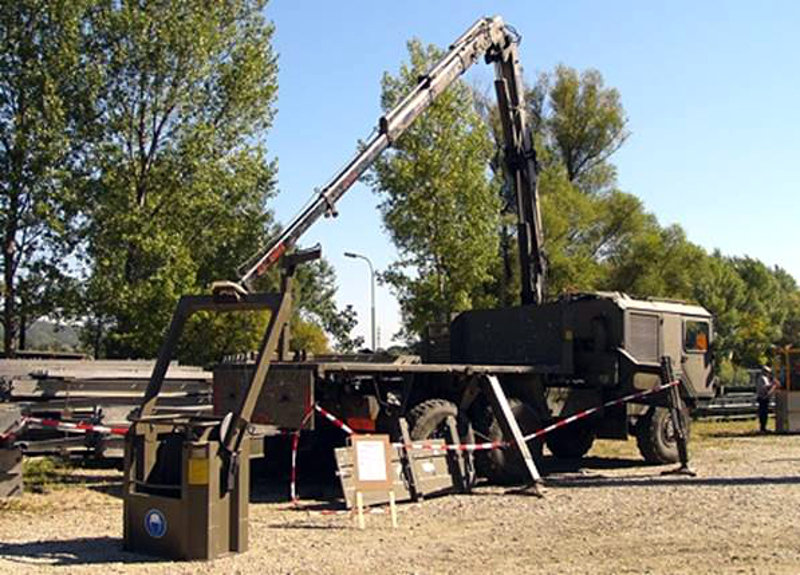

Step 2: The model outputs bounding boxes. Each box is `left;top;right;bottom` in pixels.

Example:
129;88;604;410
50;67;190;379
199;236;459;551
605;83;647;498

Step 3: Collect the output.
1;419;799;574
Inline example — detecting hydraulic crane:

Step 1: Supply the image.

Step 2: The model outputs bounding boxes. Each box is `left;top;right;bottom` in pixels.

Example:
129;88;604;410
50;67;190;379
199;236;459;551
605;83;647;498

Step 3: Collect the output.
124;17;712;561
229;15;546;305
124;15;549;560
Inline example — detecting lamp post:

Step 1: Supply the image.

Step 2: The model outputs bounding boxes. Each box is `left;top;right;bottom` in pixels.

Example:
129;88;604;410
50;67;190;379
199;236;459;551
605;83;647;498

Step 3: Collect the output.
344;251;376;351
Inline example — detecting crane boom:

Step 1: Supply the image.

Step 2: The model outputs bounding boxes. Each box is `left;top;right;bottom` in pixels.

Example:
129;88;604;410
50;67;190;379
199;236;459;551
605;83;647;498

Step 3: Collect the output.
237;15;546;305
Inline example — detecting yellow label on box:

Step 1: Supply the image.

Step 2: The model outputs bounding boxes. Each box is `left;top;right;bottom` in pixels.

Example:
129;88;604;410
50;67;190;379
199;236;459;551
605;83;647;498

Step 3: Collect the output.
188;458;209;485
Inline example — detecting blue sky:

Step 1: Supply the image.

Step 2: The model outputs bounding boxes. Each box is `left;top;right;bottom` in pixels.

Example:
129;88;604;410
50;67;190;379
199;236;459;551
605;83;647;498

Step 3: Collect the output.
265;1;800;346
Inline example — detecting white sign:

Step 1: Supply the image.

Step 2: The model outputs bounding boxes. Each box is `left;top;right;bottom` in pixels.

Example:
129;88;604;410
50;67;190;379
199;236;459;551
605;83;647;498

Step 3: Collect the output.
356;439;388;482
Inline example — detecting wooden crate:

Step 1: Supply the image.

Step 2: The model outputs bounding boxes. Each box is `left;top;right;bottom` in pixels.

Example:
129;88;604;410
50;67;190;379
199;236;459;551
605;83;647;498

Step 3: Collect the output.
775;390;800;433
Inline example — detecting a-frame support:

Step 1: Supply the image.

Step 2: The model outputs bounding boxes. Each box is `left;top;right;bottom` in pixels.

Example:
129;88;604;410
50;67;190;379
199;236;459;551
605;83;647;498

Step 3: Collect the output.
482;374;544;495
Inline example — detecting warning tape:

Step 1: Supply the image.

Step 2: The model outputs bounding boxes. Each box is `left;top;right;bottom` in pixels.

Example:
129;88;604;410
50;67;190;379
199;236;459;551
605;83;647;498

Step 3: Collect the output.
290;407;315;503
22;416;129;437
521;380;679;442
314;404;355;435
403;440;504;452
287;379;679;505
312;380;680;451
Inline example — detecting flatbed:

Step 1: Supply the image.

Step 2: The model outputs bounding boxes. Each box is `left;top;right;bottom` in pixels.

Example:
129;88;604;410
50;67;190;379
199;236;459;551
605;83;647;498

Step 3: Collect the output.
268;361;539;377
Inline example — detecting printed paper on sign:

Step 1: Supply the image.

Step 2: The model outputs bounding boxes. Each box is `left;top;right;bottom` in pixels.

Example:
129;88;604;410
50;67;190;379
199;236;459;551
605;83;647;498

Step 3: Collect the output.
356;440;388;482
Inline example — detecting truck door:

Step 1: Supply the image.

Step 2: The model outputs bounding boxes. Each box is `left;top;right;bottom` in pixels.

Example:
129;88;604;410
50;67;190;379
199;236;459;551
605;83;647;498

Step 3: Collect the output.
681;318;713;398
661;314;682;370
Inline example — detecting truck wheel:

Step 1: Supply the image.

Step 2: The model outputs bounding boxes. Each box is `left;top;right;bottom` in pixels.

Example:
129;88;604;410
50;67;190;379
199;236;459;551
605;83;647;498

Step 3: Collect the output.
545;422;595;459
407;399;460;440
474;398;543;485
635;407;690;464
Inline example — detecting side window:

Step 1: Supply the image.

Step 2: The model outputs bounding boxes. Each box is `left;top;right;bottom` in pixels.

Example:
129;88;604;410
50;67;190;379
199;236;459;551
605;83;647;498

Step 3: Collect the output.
629;313;659;362
684;320;709;352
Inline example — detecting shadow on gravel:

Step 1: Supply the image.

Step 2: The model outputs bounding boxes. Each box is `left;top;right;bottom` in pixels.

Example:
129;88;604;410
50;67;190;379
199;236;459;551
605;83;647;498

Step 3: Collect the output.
0;536;159;566
703;430;794;438
250;479;343;506
540;455;653;474
546;475;800;489
263;522;349;530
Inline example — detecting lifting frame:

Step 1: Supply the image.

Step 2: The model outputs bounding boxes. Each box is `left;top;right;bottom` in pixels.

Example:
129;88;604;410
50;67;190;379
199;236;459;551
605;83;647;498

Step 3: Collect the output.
122;251;306;560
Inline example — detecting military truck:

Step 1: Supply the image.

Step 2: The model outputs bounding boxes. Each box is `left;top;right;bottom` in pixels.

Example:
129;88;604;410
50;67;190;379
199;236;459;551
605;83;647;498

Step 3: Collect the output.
450;292;714;467
137;16;715;489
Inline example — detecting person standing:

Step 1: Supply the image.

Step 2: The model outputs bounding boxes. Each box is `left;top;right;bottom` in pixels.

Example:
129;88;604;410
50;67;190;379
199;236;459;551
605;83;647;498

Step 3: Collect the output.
755;365;777;433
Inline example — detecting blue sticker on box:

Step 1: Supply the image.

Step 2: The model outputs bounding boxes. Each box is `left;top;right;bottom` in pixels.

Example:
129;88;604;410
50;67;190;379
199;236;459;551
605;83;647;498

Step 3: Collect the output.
144;509;167;538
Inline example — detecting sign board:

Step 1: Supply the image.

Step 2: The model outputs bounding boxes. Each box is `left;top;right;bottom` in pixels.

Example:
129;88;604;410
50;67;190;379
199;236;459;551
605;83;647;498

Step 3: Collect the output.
351;434;393;492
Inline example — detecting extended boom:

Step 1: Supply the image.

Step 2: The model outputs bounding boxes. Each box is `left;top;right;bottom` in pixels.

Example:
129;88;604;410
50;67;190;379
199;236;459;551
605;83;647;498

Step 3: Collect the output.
237;15;546;305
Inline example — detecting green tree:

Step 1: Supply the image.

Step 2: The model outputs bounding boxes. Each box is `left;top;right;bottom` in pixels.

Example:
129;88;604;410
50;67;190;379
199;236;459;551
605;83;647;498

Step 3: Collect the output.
369;40;500;339
691;251;746;364
0;0;97;355
477;65;631;304
77;0;279;358
545;65;629;193
728;257;792;365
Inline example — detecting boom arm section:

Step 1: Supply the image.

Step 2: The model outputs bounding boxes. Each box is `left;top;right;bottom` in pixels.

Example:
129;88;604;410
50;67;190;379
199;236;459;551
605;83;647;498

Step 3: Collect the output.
237;15;546;305
489;35;546;305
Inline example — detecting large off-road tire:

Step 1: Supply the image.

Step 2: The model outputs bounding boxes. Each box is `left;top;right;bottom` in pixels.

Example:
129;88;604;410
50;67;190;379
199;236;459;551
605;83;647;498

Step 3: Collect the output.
636;407;691;464
474;398;543;485
545;422;596;459
407;399;460;440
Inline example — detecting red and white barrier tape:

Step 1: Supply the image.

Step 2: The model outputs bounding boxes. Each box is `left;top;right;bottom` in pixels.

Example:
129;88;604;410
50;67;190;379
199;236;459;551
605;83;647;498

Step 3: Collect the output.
521;380;679;442
312;380;680;451
314;404;355;435
290;407;315;503
289;380;679;505
22;416;129;437
402;440;504;452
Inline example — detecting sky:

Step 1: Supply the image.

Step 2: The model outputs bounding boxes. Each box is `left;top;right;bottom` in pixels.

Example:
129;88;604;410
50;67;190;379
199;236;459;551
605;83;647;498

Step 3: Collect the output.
265;0;800;347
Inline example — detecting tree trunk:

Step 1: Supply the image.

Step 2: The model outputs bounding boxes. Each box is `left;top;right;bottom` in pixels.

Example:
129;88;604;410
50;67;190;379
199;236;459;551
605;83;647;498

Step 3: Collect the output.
18;305;26;351
3;247;16;358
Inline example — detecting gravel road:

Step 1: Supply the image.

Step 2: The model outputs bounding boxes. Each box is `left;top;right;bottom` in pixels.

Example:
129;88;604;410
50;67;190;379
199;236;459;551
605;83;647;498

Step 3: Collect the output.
1;420;799;574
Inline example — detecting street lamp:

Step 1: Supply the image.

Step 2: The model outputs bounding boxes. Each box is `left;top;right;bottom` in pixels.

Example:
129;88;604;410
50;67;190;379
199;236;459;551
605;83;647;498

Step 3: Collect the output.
344;251;376;351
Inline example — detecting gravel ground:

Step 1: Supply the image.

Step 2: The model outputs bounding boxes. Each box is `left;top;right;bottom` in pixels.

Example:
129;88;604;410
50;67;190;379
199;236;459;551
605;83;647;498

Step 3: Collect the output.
1;419;799;574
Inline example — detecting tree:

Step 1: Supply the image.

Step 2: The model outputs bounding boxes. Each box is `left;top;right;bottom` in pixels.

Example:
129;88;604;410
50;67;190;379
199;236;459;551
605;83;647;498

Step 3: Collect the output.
691;251;747;364
476;65;631;305
79;0;280;358
545;66;629;193
727;257;792;366
290;258;364;353
0;0;95;356
369;40;500;339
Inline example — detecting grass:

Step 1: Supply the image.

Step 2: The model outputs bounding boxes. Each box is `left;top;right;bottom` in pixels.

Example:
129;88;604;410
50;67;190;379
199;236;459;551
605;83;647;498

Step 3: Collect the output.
22;456;74;493
588;416;767;460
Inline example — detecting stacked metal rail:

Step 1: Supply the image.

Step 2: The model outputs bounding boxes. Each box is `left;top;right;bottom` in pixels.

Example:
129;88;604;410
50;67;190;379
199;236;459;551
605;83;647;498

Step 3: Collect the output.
0;359;211;458
693;386;772;419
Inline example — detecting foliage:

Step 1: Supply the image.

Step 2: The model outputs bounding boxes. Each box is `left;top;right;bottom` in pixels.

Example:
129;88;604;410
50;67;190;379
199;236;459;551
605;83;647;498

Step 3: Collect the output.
369;40;501;339
0;0;96;355
706;257;796;366
290;258;364;352
75;0;280;359
290;318;330;355
478;63;800;370
544;66;629;192
23;456;71;493
478;65;632;303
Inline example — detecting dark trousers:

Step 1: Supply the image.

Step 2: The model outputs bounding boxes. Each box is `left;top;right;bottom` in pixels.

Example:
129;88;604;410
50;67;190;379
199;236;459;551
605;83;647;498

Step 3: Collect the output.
758;397;770;431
